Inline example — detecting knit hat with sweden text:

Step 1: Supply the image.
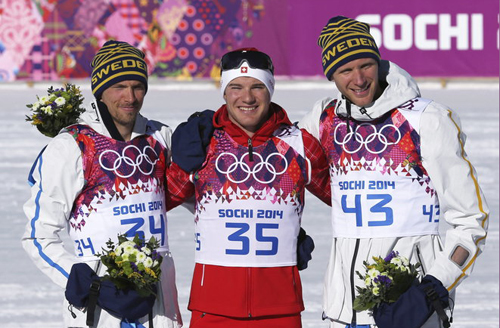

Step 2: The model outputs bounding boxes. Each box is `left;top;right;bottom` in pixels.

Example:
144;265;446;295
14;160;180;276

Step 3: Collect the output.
318;16;381;80
91;40;148;99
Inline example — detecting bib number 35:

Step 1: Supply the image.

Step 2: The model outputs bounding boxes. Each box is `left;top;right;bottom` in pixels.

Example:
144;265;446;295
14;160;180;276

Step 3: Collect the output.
341;194;394;226
225;222;279;256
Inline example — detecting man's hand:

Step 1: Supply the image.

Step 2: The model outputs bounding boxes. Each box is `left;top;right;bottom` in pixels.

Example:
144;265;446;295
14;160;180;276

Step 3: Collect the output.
172;110;215;172
373;275;450;328
65;263;156;324
297;228;315;270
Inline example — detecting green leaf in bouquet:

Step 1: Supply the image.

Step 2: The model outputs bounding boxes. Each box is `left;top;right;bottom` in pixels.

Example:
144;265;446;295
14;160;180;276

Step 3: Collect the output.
353;251;421;312
95;233;163;298
25;83;85;138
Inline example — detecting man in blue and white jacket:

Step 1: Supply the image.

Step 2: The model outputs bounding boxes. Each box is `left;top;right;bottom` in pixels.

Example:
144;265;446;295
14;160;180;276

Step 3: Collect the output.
299;16;489;328
22;40;182;328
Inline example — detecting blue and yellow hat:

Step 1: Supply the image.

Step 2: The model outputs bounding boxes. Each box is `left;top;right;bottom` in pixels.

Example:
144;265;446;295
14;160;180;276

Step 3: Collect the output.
91;40;148;99
318;16;381;80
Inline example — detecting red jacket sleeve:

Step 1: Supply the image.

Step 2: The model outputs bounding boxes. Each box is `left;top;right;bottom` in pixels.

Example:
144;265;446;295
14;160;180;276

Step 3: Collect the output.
166;162;195;211
301;129;331;206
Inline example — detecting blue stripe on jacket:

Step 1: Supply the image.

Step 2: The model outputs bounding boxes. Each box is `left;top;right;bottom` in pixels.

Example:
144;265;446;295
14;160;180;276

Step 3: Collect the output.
29;151;70;279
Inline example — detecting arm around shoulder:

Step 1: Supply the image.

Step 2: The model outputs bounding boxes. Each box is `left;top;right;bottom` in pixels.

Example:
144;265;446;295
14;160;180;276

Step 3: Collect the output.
301;129;331;206
298;97;334;140
148;120;173;154
166;162;195;211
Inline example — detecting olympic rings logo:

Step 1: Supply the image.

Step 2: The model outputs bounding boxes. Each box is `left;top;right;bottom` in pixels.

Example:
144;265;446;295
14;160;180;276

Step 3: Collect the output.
215;152;288;184
99;145;159;178
334;122;401;154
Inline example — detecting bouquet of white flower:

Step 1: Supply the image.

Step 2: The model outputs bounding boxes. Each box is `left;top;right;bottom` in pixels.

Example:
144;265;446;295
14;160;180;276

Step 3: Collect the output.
25;83;85;138
96;234;163;297
353;251;420;312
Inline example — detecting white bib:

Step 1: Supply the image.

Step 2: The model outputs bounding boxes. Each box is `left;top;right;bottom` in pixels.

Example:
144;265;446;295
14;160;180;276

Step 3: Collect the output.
195;202;300;267
67;125;169;260
70;189;168;260
193;126;307;267
326;98;440;238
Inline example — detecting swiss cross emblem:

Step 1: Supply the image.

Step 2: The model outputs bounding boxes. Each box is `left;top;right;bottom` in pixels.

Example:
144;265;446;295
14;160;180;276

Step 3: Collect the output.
241;66;248;73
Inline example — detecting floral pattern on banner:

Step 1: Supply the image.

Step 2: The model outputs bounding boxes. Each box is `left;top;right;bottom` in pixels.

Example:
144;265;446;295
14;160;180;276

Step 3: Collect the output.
0;0;44;81
0;0;266;81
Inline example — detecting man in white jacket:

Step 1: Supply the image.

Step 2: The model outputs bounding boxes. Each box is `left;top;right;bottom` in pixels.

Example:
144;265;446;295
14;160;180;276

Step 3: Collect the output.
299;16;489;328
22;40;182;328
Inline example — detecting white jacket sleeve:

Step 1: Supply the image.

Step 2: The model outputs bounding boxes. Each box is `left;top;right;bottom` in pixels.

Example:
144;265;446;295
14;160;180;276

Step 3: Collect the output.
21;133;85;289
420;102;489;291
298;97;334;139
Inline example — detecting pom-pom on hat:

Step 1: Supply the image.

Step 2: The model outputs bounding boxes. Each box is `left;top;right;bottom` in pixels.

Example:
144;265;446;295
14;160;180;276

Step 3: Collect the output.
220;48;275;99
91;40;148;99
318;16;381;80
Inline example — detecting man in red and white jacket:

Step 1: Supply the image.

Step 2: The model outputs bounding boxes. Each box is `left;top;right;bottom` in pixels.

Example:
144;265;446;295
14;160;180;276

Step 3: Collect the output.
166;48;331;328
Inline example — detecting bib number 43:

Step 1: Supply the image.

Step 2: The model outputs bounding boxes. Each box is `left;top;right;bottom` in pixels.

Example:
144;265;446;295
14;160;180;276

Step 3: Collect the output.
341;194;394;226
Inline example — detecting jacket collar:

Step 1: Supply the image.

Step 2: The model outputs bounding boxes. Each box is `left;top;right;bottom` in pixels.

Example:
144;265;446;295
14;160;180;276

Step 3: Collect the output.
78;100;149;140
213;102;292;146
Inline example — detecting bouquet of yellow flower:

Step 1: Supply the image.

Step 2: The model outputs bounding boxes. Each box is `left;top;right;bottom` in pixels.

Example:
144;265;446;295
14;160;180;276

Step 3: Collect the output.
25;83;85;138
353;251;420;312
96;234;163;298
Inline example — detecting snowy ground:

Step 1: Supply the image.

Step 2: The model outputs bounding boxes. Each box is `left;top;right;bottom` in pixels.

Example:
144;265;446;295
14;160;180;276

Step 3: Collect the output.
0;79;498;327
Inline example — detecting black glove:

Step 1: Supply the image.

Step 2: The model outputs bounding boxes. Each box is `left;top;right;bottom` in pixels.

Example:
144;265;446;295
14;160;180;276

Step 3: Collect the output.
297;228;315;270
373;275;450;328
65;263;156;325
172;109;215;172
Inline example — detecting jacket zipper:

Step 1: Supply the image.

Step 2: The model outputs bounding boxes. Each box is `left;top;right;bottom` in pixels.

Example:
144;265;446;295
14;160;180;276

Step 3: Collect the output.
415;244;427;275
247;267;252;317
247;139;253;315
248;138;254;162
201;264;205;286
350;239;360;326
359;107;373;119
